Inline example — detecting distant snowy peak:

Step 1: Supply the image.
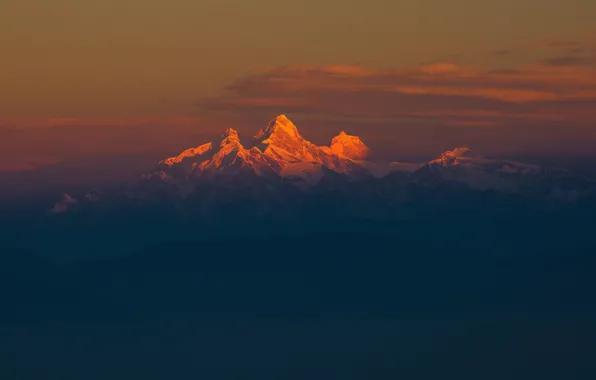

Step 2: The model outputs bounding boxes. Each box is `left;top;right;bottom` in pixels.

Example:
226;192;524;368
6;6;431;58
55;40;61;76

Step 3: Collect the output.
159;142;213;167
412;147;556;193
428;147;472;168
330;131;370;161
154;114;373;183
48;115;594;215
426;147;542;175
253;114;318;163
146;116;567;200
221;128;241;145
254;114;304;143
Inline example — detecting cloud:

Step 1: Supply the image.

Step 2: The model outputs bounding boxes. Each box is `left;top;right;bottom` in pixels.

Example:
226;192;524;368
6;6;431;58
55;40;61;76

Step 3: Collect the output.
530;36;596;57
545;41;582;49
540;55;596;67
201;61;596;129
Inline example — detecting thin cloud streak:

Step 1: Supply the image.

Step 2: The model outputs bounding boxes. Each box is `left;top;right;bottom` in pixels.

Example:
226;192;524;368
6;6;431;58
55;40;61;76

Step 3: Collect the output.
201;61;596;128
492;50;512;56
540;55;596;67
546;41;582;49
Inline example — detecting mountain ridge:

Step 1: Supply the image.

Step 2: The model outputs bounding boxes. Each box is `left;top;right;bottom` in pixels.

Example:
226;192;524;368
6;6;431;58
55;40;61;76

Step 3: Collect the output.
157;114;373;184
48;114;596;215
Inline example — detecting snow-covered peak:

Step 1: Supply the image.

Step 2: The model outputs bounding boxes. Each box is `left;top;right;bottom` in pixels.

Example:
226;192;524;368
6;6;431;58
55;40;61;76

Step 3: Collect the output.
330;131;370;160
143;115;380;187
224;128;239;138
252;115;316;163
256;114;300;139
417;146;551;193
426;147;543;176
429;147;472;167
221;128;241;146
254;115;304;145
160;142;213;167
149;115;386;186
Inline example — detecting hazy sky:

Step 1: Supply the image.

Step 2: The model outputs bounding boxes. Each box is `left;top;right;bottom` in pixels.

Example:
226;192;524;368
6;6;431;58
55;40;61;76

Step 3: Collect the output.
0;0;595;174
2;0;594;117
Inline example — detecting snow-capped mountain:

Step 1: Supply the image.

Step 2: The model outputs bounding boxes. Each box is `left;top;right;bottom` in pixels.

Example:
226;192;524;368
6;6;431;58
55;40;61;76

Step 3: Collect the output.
426;147;541;175
411;147;594;201
49;115;596;214
413;147;545;192
153;114;375;186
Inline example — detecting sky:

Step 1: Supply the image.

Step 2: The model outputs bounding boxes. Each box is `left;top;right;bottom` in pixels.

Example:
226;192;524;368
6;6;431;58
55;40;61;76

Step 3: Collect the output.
1;0;595;176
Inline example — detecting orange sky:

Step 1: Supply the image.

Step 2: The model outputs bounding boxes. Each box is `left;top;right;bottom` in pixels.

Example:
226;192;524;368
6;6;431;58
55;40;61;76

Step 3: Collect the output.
1;0;595;172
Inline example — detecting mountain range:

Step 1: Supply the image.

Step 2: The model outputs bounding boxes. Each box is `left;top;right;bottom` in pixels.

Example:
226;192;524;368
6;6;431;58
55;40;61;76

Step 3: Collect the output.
155;114;376;184
50;115;596;216
9;112;596;279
